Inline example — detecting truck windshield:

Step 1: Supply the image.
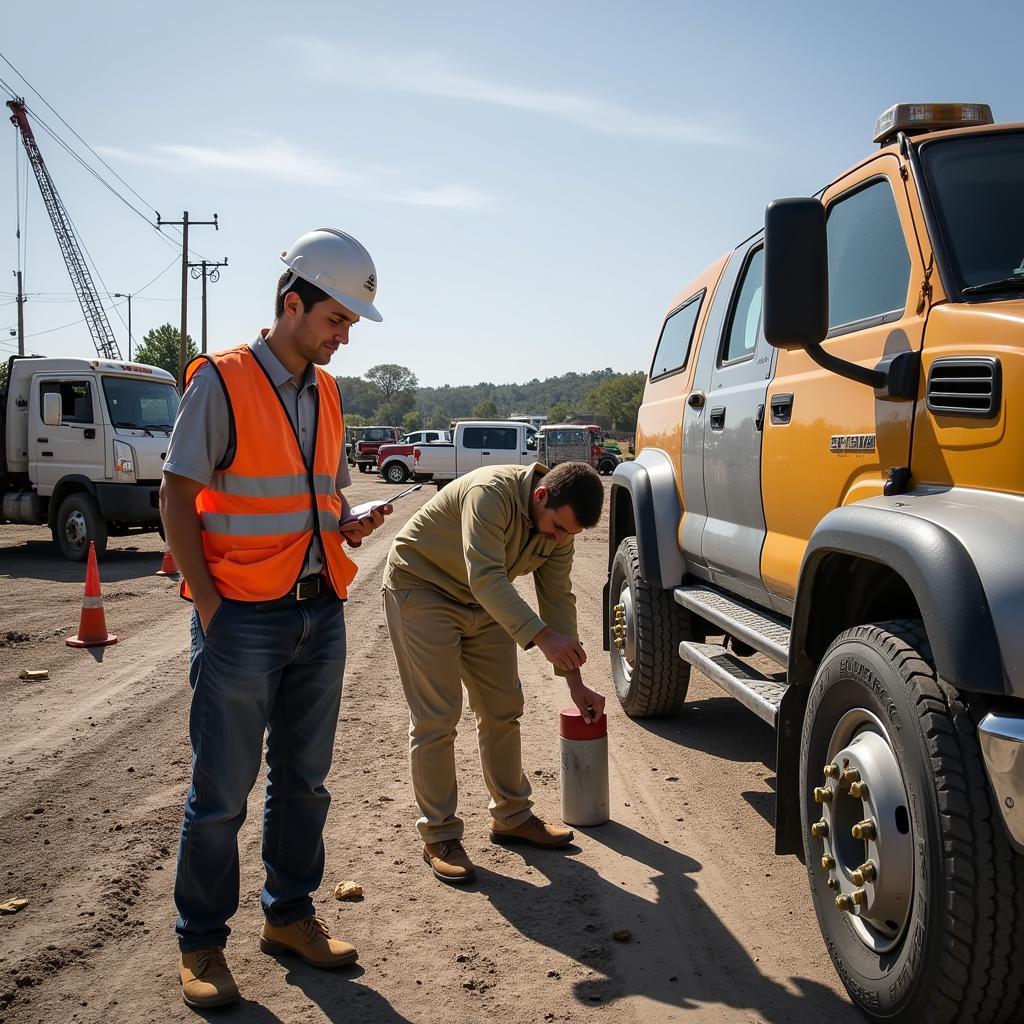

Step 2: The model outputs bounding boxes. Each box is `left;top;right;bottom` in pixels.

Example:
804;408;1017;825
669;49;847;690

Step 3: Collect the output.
920;131;1024;296
102;376;180;431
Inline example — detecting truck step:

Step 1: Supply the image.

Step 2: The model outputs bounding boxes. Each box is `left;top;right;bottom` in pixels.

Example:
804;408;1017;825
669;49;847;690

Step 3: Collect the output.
674;585;790;668
678;641;788;727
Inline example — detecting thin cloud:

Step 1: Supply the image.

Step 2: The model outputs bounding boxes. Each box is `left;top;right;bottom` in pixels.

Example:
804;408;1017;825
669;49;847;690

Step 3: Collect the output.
98;136;493;209
292;39;738;145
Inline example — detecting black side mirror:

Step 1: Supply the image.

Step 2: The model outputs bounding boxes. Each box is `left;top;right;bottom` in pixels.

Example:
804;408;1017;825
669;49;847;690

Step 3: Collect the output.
763;198;828;350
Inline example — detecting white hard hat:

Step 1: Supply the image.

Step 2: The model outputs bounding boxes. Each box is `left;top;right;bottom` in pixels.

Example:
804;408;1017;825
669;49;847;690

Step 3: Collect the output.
279;227;382;322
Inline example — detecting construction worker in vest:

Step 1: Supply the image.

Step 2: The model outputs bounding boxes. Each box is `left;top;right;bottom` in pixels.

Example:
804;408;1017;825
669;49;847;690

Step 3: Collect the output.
383;461;607;884
160;228;389;1011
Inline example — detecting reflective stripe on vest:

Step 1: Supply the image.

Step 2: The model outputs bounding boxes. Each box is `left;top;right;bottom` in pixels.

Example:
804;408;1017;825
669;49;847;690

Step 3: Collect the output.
180;344;357;602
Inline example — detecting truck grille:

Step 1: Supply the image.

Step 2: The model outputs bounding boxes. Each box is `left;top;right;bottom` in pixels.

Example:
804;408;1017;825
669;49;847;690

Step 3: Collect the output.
926;357;1001;417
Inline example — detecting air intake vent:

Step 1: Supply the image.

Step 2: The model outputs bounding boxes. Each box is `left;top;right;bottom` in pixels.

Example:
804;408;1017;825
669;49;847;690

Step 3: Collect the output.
926;357;1001;417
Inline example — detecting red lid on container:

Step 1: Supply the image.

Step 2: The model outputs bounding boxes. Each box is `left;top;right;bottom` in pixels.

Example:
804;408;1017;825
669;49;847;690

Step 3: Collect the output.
560;706;607;741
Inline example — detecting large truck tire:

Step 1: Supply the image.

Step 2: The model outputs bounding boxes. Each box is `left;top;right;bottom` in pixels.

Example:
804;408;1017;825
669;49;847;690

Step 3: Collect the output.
607;536;691;717
800;619;1024;1024
54;492;108;562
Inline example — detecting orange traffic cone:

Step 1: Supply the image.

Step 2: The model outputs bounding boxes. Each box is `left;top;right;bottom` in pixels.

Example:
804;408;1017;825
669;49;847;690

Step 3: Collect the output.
66;542;118;648
155;543;179;578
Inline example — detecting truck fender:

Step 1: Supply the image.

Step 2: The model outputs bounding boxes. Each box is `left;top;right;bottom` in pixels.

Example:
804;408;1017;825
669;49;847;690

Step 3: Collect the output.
47;475;98;531
604;450;686;648
790;499;1007;696
775;495;1012;857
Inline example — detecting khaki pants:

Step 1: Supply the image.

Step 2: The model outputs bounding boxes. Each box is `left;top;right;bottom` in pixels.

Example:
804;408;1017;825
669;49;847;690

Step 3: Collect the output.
383;586;533;842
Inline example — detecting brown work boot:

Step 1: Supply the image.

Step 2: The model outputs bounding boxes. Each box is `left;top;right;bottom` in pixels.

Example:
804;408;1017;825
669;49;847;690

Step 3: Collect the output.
489;814;574;848
259;916;358;969
423;839;476;883
179;947;239;1010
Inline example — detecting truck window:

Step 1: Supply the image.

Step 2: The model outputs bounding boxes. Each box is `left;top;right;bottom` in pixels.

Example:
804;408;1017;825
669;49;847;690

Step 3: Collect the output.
463;427;518;450
40;380;94;423
826;178;910;331
721;247;764;364
650;291;704;380
102;377;180;429
920;131;1024;292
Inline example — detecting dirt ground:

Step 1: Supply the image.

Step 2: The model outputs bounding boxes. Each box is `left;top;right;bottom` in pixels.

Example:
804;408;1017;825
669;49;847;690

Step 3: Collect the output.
0;475;862;1024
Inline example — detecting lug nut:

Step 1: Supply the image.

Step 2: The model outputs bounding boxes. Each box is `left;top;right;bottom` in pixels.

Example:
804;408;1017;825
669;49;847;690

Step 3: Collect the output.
835;894;854;912
813;787;833;804
821;855;835;871
811;819;829;838
840;768;861;789
852;889;867;906
851;819;876;841
823;763;840;780
850;781;867;799
851;860;876;886
827;876;838;890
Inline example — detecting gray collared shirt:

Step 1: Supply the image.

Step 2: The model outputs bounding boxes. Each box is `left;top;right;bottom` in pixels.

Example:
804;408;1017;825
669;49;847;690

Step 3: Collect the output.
164;331;351;578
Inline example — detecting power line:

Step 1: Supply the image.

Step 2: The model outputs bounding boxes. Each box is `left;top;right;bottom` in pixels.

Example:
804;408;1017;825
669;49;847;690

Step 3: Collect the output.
0;49;155;215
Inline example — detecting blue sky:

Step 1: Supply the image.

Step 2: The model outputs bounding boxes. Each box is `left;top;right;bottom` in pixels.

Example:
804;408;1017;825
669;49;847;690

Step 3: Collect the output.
2;1;1019;387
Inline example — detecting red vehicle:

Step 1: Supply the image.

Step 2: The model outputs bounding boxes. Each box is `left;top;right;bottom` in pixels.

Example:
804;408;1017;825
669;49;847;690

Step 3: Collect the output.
351;425;400;473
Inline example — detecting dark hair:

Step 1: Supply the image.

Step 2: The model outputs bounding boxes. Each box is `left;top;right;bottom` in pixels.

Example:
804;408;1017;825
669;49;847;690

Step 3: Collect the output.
275;270;331;318
543;462;604;528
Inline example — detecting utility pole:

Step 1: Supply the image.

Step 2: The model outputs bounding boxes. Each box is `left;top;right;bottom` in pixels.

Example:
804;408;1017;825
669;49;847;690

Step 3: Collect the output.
157;211;218;380
13;270;25;356
188;258;228;354
113;292;133;360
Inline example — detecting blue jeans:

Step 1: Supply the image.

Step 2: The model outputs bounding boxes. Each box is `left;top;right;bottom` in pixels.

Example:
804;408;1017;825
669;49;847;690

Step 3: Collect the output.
174;590;346;951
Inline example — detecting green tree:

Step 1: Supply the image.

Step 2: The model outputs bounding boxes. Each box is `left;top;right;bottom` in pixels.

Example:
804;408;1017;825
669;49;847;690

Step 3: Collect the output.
134;323;197;378
401;409;423;434
365;363;418;425
587;372;646;431
425;405;449;429
472;398;498;419
548;401;573;423
0;359;8;393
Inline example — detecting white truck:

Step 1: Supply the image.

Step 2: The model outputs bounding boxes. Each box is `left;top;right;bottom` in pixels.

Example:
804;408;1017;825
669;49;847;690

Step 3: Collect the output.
378;420;538;487
1;355;179;560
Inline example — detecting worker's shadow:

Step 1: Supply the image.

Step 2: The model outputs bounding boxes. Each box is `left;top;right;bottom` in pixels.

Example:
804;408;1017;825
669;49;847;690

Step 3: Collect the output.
478;820;859;1022
209;963;412;1024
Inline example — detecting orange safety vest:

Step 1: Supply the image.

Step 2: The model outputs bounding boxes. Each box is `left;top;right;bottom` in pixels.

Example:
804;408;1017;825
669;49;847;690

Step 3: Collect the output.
180;344;358;602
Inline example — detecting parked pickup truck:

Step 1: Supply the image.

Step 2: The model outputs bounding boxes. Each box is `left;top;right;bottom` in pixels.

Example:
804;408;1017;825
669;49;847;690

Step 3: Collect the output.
351;425;400;473
379;420;537;486
377;430;451;483
1;354;179;560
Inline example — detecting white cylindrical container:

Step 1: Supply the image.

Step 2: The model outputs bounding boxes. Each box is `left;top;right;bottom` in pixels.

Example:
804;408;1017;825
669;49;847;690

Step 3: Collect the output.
559;706;609;827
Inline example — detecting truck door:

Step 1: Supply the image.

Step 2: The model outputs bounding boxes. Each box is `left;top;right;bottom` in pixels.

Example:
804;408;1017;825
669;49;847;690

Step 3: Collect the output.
699;244;776;604
760;156;926;613
30;377;105;494
476;425;522;468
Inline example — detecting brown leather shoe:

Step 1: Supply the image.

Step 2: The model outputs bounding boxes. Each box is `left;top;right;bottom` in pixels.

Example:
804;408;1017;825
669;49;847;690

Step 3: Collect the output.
259;916;358;969
179;947;239;1010
423;839;476;883
489;814;574;848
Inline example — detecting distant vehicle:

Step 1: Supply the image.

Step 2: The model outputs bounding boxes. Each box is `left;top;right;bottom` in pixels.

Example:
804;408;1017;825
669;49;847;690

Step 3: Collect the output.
352;425;400;473
536;424;592;468
379;420;537;486
1;354;178;560
398;429;450;446
508;414;547;429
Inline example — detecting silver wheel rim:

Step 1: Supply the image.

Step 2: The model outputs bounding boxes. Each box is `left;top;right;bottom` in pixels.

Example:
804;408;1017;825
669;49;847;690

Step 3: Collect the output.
64;510;88;552
386;465;404;483
812;708;914;953
611;582;636;700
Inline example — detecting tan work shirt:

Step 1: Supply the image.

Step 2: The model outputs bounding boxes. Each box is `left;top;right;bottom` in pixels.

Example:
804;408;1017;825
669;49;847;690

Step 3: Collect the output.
383;463;578;667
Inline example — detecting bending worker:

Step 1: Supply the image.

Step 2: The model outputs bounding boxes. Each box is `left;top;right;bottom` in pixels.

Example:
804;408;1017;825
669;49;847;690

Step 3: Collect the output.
161;228;390;1011
383;460;607;884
